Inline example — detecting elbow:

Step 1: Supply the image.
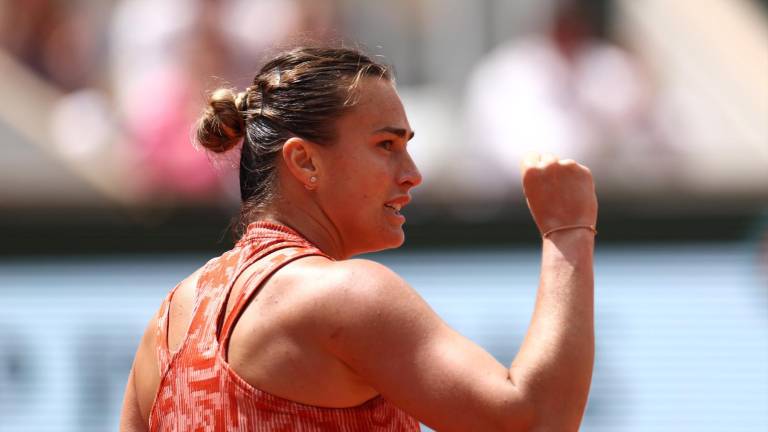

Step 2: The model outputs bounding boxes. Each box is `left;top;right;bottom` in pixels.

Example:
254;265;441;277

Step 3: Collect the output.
498;405;585;432
522;399;589;432
502;358;594;431
497;384;589;432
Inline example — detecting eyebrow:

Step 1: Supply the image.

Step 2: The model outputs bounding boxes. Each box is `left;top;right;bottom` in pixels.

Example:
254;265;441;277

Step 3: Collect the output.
373;126;415;141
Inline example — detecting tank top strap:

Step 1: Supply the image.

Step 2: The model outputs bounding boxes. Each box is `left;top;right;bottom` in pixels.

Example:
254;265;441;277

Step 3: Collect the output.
186;241;303;341
217;245;328;354
156;221;329;375
152;243;294;377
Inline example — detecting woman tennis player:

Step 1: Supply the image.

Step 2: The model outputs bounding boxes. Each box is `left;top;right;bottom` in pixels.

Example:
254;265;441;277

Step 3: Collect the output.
120;47;597;431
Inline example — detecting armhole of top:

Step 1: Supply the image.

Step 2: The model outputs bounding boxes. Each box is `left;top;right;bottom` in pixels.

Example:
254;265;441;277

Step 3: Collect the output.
217;250;329;361
212;243;304;343
158;262;220;372
154;281;182;375
158;245;294;372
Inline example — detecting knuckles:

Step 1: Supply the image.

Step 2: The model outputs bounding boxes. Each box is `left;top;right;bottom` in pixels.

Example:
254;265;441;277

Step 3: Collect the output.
523;160;591;178
521;156;595;193
520;154;598;230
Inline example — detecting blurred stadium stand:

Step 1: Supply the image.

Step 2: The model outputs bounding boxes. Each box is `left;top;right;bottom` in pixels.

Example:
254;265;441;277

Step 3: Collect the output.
0;0;766;431
0;0;765;255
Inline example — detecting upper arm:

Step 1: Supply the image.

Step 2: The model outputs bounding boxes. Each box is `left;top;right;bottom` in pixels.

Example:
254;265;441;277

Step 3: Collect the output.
119;366;148;432
119;316;156;432
316;259;535;432
120;293;171;431
119;269;204;430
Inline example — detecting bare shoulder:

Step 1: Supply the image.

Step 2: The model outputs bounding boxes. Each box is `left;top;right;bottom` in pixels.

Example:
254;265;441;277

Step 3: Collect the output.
319;258;409;294
280;256;439;347
286;257;421;316
268;256;427;340
326;259;428;320
282;256;402;283
283;257;529;431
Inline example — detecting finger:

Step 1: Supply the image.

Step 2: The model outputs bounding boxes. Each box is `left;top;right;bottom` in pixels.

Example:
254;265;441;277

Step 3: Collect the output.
539;152;558;167
521;152;541;171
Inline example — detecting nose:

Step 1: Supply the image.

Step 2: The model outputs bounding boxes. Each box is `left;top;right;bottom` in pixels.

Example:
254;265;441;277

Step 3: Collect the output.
398;150;423;189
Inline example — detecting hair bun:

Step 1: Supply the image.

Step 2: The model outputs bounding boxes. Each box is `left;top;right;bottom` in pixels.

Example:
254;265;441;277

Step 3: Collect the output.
196;88;246;153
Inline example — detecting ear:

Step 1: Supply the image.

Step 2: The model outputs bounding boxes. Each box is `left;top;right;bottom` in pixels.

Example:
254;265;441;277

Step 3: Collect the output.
282;137;319;187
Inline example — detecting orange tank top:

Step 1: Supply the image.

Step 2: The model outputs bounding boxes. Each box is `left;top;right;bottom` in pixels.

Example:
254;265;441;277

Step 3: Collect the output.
148;221;420;431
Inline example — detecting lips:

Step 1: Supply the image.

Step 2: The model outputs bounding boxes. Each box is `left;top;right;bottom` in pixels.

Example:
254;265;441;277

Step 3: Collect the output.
384;196;410;214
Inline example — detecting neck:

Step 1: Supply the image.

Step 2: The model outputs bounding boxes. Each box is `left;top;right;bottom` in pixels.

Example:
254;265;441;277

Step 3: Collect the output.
259;195;348;260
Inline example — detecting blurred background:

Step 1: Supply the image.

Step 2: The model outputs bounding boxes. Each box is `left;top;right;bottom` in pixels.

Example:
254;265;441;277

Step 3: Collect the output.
0;0;766;430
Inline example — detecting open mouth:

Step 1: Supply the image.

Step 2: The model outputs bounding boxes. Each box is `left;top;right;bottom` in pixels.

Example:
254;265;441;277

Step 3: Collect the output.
384;203;402;215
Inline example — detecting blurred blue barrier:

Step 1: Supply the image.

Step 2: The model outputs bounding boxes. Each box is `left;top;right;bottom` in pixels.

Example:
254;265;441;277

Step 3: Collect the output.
0;243;765;431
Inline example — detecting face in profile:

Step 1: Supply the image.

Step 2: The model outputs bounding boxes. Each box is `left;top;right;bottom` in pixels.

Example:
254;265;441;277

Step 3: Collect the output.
315;77;422;256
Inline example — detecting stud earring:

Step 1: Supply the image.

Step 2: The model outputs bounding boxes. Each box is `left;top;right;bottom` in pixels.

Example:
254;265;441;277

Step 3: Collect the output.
304;176;317;190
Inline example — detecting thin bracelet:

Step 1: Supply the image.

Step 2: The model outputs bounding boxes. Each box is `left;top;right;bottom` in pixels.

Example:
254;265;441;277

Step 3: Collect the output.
542;224;597;238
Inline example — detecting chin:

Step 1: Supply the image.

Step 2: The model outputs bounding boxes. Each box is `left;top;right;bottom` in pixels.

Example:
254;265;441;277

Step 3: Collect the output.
385;232;406;249
354;226;405;255
377;226;406;250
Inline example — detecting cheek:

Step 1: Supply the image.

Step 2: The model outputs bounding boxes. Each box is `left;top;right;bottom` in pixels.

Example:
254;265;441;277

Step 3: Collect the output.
323;147;396;217
336;156;388;198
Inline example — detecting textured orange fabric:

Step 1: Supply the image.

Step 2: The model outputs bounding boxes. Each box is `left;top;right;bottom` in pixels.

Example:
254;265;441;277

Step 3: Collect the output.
148;221;420;431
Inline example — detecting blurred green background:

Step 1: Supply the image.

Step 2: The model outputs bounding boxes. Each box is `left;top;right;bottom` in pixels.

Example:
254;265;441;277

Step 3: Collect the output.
0;0;766;430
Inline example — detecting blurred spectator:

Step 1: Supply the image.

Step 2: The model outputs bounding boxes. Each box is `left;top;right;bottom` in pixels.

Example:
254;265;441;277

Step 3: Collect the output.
0;0;123;198
0;0;108;92
110;0;230;200
109;0;338;202
465;0;670;197
2;0;762;207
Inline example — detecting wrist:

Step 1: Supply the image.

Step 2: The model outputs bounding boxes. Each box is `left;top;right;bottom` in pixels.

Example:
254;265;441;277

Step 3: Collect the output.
543;227;596;250
542;229;595;269
542;224;597;239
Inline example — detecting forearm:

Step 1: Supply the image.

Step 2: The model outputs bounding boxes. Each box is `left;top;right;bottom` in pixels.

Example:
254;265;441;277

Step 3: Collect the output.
511;229;595;430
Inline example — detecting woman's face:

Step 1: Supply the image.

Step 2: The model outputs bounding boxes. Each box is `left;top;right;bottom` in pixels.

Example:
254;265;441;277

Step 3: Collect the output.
316;77;422;256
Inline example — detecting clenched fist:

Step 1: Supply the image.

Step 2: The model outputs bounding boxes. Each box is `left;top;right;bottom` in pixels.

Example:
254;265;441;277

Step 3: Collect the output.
521;153;598;237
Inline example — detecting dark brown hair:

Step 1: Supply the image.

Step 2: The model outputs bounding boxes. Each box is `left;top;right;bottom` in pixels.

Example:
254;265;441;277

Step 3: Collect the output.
196;47;392;238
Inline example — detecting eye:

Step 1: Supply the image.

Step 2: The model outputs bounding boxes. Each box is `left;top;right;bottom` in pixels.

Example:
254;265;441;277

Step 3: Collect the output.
378;140;394;151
